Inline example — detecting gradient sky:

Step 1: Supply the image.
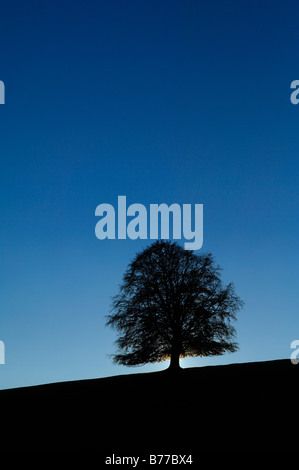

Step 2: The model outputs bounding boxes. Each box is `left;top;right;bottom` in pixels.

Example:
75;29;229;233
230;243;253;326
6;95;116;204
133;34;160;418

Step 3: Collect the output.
1;0;299;389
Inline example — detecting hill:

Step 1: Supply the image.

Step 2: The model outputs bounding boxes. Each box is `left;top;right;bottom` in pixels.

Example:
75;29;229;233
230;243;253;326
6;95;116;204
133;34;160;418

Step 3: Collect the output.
0;359;297;452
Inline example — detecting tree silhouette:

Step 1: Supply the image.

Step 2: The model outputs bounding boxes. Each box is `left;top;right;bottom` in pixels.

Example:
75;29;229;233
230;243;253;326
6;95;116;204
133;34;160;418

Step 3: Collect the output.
106;240;243;371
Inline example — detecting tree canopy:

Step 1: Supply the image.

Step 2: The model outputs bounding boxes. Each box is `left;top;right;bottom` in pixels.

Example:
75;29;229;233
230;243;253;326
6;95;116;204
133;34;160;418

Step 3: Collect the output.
106;240;243;370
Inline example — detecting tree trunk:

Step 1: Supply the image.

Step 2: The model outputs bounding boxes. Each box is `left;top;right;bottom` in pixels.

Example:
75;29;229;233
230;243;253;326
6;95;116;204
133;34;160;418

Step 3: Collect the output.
169;350;181;372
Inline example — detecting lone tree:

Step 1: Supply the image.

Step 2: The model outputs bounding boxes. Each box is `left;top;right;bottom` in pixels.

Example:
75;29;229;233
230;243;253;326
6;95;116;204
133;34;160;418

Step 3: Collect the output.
106;240;243;371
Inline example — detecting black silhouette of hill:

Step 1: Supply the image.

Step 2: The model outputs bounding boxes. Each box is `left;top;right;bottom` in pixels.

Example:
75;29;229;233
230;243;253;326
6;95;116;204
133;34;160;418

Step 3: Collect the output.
0;359;296;451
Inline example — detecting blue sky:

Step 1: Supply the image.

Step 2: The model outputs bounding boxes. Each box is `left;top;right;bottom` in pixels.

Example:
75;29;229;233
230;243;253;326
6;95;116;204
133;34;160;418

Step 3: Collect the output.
1;0;299;389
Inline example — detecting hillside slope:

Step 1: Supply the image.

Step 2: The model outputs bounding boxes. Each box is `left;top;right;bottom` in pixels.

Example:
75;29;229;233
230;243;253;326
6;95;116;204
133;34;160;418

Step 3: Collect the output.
1;359;297;450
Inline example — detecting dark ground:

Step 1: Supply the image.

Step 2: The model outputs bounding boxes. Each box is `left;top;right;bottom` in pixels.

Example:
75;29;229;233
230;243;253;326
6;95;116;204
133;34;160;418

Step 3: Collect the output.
0;359;297;453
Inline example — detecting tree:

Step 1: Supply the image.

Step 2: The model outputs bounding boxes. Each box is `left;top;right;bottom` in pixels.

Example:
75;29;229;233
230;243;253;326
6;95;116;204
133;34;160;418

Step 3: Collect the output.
106;240;243;371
